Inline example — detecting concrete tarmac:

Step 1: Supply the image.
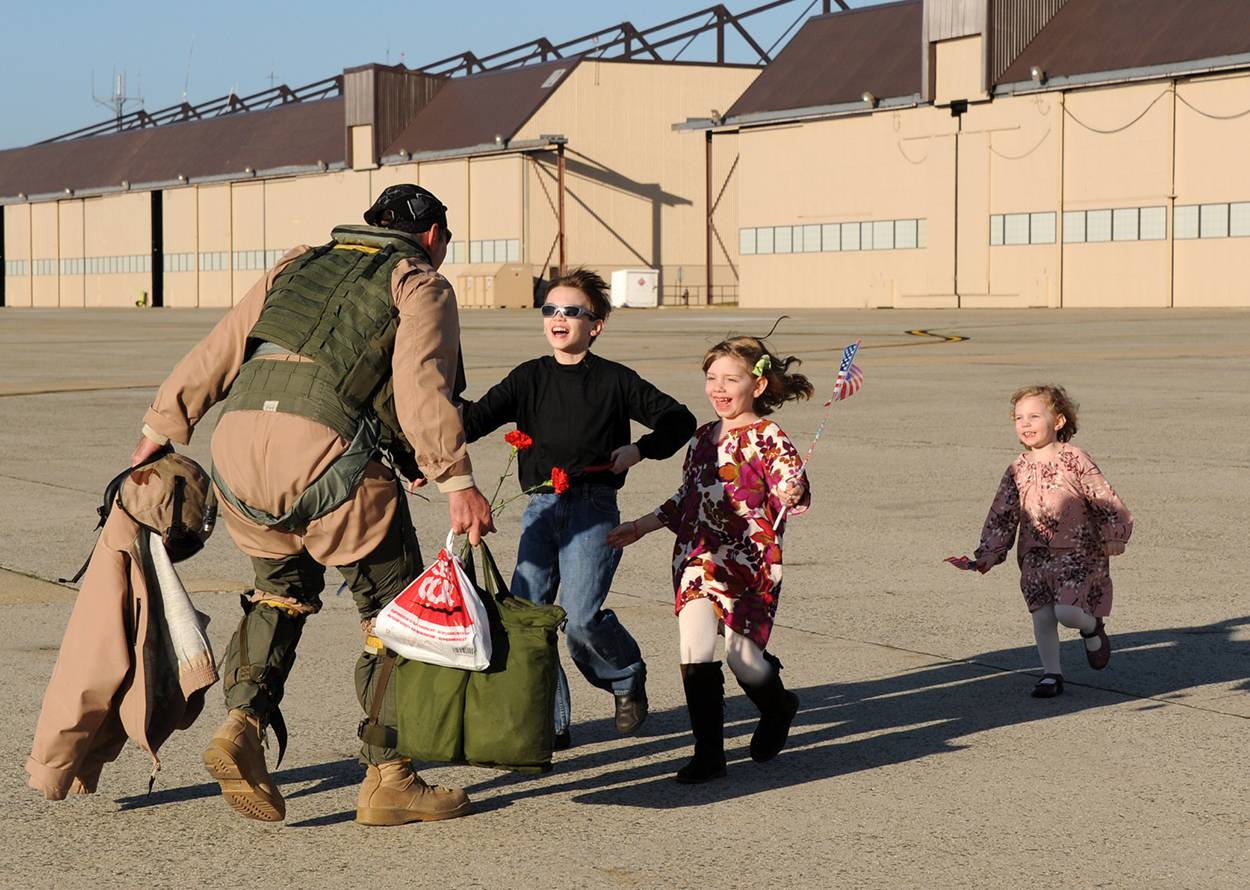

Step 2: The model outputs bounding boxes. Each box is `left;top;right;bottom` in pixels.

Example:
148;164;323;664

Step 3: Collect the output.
1;306;1247;889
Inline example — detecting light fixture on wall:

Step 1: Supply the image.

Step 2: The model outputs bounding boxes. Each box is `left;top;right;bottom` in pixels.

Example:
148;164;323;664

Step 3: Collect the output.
120;180;130;190
494;134;504;146
316;160;327;172
861;91;878;108
177;174;188;183
1030;65;1047;85
63;187;73;195
244;166;254;176
17;192;26;201
398;149;410;160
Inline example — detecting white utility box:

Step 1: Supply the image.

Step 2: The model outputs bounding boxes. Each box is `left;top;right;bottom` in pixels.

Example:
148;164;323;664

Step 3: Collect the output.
609;268;658;308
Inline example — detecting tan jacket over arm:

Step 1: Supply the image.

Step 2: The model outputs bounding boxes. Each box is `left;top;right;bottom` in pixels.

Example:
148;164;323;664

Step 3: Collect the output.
142;248;308;444
390;260;473;490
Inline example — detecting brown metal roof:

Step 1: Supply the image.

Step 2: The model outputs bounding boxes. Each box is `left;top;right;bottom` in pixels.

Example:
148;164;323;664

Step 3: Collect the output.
0;98;345;199
725;1;922;121
382;59;579;156
998;0;1250;85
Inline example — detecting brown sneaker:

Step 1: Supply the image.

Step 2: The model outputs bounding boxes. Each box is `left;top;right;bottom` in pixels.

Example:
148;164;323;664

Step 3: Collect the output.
201;709;285;822
356;759;472;826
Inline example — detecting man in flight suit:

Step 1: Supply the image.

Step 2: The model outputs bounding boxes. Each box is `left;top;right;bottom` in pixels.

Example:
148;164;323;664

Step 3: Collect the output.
131;184;494;825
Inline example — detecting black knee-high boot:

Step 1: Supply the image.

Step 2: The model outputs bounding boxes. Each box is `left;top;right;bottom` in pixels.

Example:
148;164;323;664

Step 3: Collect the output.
738;652;799;763
676;661;727;784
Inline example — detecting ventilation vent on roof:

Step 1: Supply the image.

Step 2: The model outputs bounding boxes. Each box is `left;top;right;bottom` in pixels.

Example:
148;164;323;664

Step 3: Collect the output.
541;69;566;89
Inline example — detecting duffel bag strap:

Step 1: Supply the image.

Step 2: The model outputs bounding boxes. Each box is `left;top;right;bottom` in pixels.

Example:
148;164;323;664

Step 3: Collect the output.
357;652;398;749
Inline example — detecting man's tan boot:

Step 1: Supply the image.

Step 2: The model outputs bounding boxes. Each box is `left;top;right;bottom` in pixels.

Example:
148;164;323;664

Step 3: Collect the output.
201;709;285;822
356;758;471;826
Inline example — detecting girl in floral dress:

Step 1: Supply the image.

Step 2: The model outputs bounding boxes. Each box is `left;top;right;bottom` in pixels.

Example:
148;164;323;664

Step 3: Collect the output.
608;336;812;783
953;385;1133;698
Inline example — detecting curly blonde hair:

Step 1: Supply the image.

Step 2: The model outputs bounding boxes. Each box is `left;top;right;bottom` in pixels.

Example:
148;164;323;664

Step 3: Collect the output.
1011;384;1079;442
703;335;813;416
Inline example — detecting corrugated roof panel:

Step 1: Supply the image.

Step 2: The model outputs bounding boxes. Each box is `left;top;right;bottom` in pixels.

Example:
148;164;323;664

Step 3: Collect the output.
725;1;922;120
382;59;578;156
998;0;1250;85
0;98;345;198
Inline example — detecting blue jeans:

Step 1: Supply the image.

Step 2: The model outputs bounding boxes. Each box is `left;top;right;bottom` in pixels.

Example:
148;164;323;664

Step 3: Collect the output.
511;485;646;734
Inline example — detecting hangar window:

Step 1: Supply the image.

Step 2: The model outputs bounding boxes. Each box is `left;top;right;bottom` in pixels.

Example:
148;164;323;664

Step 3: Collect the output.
840;222;860;251
1200;203;1229;238
1086;209;1112;242
756;227;774;254
917;219;928;248
990;215;1004;246
1030;213;1056;244
1230;203;1250;238
1004;213;1030;245
1063;211;1085;243
860;222;874;250
739;228;756;255
774;225;793;254
872;220;894;250
1112;208;1138;242
1174;205;1199;239
895;219;917;250
802;225;821;253
1140;207;1166;240
821;224;839;252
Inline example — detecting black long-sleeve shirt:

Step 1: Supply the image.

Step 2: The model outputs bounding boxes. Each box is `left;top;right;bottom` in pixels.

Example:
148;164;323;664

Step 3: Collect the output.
461;353;696;491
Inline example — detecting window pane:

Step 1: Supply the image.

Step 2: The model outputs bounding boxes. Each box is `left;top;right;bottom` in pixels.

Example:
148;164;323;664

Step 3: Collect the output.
895;218;917;249
803;224;821;253
1230;202;1250;237
739;228;756;255
1112;207;1139;241
917;218;928;248
1174;205;1199;239
1140;206;1167;240
507;239;520;262
756;227;774;254
1063;211;1086;243
1200;203;1229;238
1004;213;1030;245
990;214;1004;246
482;240;495;263
872;220;894;250
469;241;482;263
494;239;507;260
861;222;874;250
841;222;860;251
774;225;792;254
1030;212;1056;244
1086;209;1112;242
821;223;839;251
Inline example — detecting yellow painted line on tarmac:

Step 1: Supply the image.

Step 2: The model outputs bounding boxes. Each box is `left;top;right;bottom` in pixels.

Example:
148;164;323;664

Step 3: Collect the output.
904;328;970;343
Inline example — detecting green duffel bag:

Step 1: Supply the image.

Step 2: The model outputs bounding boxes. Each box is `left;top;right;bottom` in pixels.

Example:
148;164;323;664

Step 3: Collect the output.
395;540;565;773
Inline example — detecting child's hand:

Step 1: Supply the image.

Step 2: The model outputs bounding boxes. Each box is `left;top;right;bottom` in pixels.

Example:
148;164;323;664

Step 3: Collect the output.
945;555;991;574
606;520;643;548
778;478;806;507
608;444;643;474
1102;541;1126;557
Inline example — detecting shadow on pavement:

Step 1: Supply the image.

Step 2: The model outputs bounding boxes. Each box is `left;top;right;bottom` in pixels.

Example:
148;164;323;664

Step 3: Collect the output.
114;617;1249;816
494;616;1250;809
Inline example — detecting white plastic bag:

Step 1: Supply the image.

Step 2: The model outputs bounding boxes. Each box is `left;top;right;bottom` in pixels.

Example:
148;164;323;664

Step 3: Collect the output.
374;531;492;671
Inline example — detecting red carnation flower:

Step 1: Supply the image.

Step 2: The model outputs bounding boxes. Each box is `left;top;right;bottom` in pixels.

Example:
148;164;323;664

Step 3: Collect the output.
550;467;570;495
504;430;534;451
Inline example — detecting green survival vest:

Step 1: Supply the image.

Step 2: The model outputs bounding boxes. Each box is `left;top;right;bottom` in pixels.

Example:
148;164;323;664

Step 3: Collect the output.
215;224;453;530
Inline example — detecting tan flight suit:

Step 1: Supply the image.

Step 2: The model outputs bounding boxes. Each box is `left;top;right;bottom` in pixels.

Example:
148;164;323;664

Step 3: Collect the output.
140;242;474;764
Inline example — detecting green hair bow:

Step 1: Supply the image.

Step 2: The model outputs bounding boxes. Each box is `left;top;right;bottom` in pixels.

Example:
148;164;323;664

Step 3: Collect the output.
752;354;772;377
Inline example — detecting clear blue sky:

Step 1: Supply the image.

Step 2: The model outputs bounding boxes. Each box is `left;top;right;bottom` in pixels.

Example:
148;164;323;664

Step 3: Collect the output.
0;0;890;149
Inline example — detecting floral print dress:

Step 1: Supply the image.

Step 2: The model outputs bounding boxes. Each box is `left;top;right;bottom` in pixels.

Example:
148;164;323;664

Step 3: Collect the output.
975;443;1133;617
654;419;810;648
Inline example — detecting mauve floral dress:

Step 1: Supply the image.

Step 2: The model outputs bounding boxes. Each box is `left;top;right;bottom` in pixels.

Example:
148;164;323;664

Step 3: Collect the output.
975;443;1133;617
654;419;810;648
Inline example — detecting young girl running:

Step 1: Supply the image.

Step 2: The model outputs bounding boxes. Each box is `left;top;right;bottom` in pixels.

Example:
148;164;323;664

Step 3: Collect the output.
607;335;813;783
954;385;1133;698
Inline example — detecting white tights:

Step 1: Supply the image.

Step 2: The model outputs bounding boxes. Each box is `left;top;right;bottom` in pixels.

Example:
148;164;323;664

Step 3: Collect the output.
1031;603;1100;675
678;597;773;686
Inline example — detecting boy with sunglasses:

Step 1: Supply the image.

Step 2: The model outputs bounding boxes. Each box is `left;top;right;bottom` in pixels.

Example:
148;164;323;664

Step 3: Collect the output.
462;267;695;747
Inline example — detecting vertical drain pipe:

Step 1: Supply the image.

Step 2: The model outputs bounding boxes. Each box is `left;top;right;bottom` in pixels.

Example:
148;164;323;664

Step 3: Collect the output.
150;190;164;307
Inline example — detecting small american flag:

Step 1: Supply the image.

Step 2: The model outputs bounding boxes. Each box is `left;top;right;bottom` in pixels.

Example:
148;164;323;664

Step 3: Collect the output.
828;341;864;404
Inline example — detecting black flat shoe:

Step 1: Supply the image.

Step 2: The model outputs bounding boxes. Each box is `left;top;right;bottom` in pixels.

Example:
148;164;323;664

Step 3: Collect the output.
1031;673;1064;698
1080;618;1111;670
553;730;571;751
